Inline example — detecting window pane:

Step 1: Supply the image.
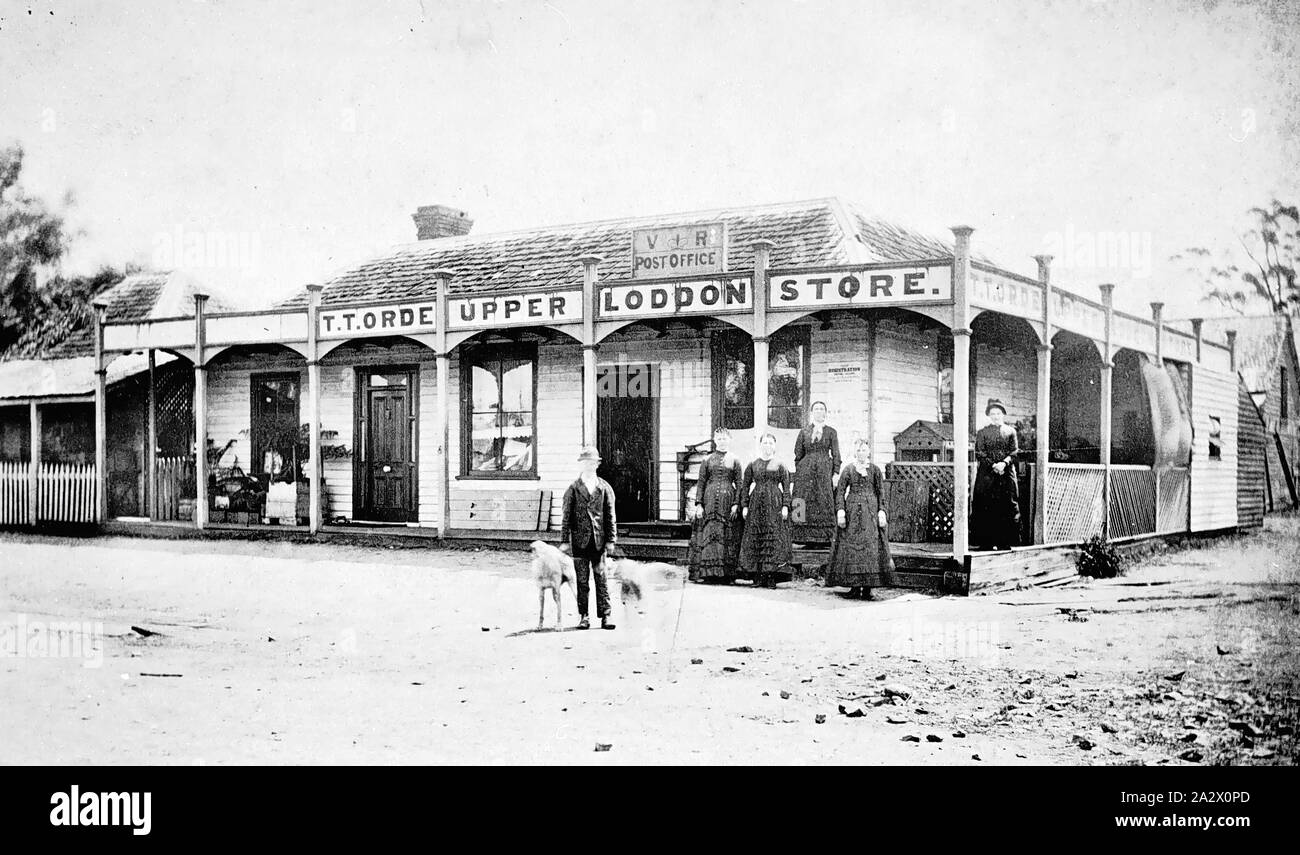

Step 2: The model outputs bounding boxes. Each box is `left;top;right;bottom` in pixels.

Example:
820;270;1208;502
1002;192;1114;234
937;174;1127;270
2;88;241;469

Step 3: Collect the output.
500;360;532;411
471;364;500;413
768;334;805;425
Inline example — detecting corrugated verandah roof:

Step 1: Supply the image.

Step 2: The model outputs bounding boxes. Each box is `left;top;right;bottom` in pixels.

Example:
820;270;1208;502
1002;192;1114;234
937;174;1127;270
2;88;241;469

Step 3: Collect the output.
283;198;977;308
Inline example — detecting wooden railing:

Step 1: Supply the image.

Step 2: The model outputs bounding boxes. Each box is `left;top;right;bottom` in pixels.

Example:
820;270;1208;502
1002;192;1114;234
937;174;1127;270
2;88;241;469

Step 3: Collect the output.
1109;465;1157;539
1156;466;1190;533
1044;463;1105;543
0;460;28;525
37;463;97;523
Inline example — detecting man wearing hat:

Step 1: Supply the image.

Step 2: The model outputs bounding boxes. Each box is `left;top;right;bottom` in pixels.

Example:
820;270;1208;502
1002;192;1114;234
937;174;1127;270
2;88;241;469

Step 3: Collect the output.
559;446;618;629
971;398;1021;551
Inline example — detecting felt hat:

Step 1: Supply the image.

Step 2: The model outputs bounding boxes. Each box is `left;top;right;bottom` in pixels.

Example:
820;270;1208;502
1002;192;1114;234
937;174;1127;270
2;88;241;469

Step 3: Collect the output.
577;446;602;462
985;398;1007;416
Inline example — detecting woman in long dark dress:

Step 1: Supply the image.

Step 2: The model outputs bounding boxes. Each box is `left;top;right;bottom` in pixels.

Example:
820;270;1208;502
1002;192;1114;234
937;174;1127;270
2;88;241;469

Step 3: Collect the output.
689;427;744;584
792;401;840;544
826;437;894;599
971;398;1021;551
739;432;793;588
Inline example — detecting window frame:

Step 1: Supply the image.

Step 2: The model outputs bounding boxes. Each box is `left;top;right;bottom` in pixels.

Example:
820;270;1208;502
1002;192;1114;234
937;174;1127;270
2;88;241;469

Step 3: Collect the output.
710;325;812;432
249;371;302;480
458;342;540;479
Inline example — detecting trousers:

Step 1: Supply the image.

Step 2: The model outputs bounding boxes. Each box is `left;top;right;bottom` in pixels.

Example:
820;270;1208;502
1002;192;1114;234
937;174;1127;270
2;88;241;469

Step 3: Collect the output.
573;544;610;619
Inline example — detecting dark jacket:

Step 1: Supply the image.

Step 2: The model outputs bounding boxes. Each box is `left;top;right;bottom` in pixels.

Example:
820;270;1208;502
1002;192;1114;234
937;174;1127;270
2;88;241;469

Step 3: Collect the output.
560;476;618;553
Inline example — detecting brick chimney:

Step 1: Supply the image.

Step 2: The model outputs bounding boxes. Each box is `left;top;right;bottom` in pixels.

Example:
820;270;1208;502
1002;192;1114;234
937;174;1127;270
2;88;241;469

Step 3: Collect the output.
412;204;473;240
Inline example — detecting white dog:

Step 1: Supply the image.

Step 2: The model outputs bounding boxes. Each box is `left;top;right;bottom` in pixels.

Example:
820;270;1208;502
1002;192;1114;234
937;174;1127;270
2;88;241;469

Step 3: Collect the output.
529;540;577;629
607;557;680;607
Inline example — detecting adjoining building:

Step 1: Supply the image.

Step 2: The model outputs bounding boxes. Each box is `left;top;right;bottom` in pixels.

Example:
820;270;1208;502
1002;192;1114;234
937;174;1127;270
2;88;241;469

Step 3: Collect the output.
0;198;1265;591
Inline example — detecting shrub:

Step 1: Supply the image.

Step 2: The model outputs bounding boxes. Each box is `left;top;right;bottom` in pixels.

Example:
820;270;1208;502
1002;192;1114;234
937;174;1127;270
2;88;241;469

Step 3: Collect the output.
1077;535;1125;579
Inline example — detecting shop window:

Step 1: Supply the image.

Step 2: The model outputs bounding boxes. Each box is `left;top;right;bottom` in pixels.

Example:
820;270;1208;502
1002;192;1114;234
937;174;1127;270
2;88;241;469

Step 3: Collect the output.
40;404;94;465
0;407;28;462
250;373;301;481
937;332;953;424
461;344;536;476
1208;416;1222;460
711;327;810;431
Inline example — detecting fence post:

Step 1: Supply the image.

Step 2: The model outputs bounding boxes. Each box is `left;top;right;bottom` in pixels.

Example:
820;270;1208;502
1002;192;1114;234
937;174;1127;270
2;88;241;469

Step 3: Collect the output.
1099;284;1115;540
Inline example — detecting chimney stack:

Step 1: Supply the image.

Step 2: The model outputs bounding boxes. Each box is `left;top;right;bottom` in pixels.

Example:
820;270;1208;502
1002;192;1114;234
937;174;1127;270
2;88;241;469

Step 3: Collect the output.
412;205;473;240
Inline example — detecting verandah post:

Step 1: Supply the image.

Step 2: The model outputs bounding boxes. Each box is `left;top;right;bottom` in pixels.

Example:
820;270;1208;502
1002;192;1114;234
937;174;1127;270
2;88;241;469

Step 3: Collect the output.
147;348;158;519
433;269;455;538
306;283;323;533
750;239;775;436
1150;300;1164;530
28;400;39;526
1034;255;1054;545
1099;284;1115;541
950;227;973;561
579;255;602;447
193;293;209;530
92;300;108;522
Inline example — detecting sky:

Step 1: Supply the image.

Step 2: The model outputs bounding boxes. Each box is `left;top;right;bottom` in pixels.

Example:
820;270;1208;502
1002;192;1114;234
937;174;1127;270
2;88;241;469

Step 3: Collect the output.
1;0;1297;317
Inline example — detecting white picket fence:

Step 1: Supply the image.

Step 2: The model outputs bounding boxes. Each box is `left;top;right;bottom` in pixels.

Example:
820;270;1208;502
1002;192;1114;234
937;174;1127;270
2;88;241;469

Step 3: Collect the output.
0;460;28;525
0;462;97;525
37;463;97;523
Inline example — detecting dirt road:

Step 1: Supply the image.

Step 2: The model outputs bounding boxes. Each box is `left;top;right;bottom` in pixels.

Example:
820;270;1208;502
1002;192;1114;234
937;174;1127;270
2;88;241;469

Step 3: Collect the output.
2;518;1297;765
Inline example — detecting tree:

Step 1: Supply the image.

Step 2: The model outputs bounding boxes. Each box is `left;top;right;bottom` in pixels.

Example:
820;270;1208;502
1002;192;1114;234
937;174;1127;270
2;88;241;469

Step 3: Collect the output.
1173;199;1299;316
0;143;132;358
0;144;72;350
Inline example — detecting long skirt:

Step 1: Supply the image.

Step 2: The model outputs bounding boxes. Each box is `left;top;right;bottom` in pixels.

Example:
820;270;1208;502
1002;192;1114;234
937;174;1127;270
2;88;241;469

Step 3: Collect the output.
971;465;1020;550
826;489;895;588
793;453;836;542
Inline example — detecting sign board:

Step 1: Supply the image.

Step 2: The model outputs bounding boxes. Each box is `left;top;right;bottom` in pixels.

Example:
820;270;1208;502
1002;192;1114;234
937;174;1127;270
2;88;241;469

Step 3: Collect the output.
631;222;725;279
448;289;583;331
597;277;751;319
768;264;952;310
319;301;438;340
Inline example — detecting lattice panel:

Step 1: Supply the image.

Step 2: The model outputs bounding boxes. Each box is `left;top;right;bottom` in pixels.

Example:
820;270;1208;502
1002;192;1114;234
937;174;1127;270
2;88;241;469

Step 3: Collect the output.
1044;465;1104;543
1109;468;1156;539
1156;466;1190;533
884;463;977;543
155;365;194;457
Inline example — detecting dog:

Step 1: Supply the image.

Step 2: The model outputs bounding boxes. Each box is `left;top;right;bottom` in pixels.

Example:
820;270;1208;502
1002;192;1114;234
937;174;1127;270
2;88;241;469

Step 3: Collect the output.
607;557;680;607
529;540;577;629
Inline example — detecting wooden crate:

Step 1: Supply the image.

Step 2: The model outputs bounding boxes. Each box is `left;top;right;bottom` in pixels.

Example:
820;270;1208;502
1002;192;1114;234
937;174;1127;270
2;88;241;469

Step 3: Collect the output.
884;479;929;543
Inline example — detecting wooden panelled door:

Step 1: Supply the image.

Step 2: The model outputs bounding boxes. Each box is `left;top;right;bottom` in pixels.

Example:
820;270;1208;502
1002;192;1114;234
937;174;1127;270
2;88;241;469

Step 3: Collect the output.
356;368;418;522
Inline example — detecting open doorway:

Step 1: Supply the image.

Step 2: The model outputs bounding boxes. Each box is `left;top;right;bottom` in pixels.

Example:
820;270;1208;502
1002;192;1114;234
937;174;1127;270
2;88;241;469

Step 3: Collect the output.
596;363;659;523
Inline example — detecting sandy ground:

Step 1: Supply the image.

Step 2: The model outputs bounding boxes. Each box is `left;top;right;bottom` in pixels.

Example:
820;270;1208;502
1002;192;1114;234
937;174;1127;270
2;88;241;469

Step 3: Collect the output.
2;517;1297;765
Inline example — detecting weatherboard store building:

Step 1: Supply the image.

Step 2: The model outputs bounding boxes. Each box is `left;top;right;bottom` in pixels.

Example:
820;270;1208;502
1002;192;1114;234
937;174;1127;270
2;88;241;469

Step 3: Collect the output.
70;198;1252;590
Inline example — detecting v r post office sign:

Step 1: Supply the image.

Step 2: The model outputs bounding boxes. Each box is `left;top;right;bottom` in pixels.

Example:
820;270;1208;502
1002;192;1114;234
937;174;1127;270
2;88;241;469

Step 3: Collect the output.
631;222;726;279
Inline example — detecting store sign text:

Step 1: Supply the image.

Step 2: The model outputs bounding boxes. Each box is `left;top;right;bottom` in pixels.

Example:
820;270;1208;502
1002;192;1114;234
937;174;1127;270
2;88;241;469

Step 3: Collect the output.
597;277;751;318
448;289;583;330
318;302;437;339
769;266;952;310
631;222;725;278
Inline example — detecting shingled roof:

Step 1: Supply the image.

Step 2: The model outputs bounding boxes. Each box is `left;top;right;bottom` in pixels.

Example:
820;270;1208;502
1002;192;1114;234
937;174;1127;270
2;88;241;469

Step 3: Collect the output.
1201;314;1299;395
284;198;987;308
